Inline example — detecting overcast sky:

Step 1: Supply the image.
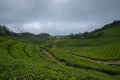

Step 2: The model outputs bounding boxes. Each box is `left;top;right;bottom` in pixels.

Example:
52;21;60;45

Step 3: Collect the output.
0;0;120;35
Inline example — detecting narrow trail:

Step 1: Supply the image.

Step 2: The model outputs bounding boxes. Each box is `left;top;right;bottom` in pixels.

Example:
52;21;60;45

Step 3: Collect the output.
41;48;65;66
70;52;120;65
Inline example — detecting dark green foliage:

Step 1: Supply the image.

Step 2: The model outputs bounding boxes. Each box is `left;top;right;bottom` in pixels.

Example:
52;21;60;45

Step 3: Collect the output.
0;25;14;36
69;33;83;39
19;32;35;36
69;31;104;39
37;33;51;38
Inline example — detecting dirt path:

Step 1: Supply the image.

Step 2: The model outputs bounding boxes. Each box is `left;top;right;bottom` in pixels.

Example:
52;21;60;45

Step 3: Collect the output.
71;52;120;65
41;48;65;66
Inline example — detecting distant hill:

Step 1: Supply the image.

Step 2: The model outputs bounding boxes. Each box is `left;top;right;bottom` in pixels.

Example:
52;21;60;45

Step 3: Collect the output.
69;20;120;39
93;20;120;34
0;20;120;46
56;20;120;47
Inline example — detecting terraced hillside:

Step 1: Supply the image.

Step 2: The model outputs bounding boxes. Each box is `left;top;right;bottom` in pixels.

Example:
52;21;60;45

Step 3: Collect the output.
56;42;120;60
48;47;120;74
0;37;120;80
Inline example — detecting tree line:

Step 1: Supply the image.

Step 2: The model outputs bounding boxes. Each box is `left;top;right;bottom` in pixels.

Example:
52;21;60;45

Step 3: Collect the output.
0;25;51;38
69;32;104;39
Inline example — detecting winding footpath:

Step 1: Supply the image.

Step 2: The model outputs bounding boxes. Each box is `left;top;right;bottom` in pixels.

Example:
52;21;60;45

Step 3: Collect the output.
70;52;120;65
41;48;65;66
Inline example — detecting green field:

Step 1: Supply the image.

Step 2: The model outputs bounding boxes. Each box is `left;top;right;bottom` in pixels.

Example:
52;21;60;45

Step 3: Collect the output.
0;22;120;80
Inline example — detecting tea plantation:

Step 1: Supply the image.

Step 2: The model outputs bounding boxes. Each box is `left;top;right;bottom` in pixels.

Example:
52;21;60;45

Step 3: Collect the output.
0;22;120;80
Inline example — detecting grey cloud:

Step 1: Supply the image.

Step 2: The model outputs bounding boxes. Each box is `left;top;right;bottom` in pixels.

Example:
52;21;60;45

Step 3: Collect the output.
0;0;120;35
0;0;53;24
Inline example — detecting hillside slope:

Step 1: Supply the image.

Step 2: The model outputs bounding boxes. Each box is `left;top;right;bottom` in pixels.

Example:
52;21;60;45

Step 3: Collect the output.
0;21;120;80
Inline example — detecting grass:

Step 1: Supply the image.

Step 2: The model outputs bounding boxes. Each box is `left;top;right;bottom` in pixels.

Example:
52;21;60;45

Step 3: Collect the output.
0;37;120;79
58;42;120;60
0;24;120;79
